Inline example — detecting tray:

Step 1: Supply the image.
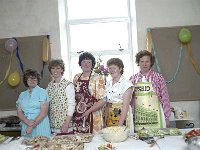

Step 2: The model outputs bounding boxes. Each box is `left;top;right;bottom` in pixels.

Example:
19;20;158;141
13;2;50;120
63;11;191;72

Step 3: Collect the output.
53;133;93;143
137;128;182;138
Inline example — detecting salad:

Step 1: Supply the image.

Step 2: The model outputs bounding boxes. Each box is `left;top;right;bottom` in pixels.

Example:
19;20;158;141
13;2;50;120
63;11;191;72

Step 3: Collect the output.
137;128;182;137
97;142;116;150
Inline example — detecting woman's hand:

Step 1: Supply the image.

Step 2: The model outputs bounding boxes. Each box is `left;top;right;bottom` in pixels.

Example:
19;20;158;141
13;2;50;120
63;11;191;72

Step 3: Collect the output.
27;120;36;127
166;119;170;128
81;110;90;119
60;123;69;133
26;126;33;134
60;115;72;133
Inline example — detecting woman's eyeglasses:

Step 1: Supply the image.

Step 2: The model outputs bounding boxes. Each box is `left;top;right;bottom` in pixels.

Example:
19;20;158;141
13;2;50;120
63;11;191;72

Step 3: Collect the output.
27;77;37;81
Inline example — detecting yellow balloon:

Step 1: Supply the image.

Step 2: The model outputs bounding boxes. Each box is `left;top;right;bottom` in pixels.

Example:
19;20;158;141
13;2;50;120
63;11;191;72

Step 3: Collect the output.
8;71;20;86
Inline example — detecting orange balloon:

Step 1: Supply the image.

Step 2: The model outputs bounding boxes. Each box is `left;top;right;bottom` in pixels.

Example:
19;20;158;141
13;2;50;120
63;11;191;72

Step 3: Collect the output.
8;71;20;86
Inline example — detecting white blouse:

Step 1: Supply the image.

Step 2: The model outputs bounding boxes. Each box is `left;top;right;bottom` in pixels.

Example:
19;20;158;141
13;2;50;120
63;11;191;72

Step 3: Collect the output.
105;76;133;103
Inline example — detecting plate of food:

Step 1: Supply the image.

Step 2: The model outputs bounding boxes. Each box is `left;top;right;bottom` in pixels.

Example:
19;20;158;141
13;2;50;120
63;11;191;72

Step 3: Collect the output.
96;142;116;150
53;133;93;143
137;128;182;138
22;136;84;150
37;142;84;150
184;129;200;140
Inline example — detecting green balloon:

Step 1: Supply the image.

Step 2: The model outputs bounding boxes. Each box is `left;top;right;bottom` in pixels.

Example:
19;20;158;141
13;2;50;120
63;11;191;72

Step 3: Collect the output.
178;28;191;43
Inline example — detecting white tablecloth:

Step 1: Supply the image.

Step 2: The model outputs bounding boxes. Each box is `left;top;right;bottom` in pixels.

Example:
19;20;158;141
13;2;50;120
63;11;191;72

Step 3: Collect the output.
0;130;191;150
85;134;188;150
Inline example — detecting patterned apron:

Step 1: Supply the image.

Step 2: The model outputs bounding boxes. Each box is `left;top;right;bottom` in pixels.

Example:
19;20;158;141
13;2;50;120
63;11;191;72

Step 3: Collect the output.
106;102;133;131
73;73;95;133
48;79;72;131
134;75;165;131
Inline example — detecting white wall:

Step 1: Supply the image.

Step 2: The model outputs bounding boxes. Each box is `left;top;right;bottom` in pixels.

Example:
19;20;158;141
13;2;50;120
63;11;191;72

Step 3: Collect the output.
135;0;200;128
135;0;200;51
0;0;61;58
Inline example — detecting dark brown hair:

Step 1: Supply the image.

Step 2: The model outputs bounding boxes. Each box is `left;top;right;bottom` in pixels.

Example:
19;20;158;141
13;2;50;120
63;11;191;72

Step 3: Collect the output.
107;58;124;75
78;52;96;69
23;69;40;87
135;50;155;67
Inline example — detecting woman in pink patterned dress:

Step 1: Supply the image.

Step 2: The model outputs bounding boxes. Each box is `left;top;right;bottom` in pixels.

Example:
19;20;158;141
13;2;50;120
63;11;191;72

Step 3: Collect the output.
130;50;171;131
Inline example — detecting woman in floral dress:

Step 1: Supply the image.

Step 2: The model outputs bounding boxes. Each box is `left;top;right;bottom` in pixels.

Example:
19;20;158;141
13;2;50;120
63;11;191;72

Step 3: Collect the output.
47;59;76;134
73;52;106;134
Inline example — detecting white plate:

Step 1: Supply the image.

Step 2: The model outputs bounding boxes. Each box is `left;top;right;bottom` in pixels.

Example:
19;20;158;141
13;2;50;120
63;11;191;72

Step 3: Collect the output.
96;143;116;150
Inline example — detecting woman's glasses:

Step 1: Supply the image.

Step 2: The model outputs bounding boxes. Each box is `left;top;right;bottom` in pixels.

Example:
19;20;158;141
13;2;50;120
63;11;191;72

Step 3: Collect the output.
27;77;37;82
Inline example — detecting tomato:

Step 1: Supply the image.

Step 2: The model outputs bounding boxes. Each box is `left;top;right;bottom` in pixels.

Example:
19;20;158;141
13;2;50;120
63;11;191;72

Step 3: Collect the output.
186;134;193;139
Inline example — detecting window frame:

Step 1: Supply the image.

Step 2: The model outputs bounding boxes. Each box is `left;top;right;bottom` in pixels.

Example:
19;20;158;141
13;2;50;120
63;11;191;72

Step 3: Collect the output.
61;0;138;80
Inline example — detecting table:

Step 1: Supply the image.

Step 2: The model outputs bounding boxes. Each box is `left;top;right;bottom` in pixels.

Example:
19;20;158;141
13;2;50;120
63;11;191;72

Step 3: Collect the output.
0;129;192;150
84;134;188;150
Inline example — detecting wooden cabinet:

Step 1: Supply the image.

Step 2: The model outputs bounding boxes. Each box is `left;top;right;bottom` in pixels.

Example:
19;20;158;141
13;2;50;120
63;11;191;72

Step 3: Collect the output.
0;130;21;137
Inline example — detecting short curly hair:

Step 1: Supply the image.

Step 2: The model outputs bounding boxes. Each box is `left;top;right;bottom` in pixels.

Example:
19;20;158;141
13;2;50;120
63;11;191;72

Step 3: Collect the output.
78;52;96;69
48;59;65;75
23;69;40;87
107;58;124;75
135;50;155;67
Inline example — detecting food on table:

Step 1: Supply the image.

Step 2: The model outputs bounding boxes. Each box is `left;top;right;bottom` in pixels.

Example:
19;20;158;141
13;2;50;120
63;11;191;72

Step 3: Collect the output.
37;142;84;150
102;126;127;134
52;133;93;143
21;136;49;148
22;136;49;145
21;134;90;150
137;128;182;137
184;129;200;140
101;126;129;143
97;142;116;150
0;134;6;144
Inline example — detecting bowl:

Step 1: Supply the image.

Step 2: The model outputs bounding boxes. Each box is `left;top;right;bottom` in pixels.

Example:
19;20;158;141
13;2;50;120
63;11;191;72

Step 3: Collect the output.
101;126;129;143
186;136;200;150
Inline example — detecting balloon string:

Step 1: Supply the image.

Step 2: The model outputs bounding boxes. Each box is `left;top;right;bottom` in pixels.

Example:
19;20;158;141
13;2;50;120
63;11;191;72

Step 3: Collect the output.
40;61;45;78
152;45;183;84
0;52;13;85
150;29;182;84
187;44;200;75
13;38;24;74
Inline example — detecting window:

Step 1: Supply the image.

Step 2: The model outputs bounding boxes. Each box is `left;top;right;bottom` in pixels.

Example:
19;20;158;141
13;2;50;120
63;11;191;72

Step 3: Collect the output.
59;0;138;80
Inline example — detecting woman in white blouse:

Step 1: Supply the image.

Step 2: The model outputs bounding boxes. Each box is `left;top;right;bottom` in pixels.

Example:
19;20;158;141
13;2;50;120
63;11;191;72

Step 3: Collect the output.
105;58;133;128
83;58;134;132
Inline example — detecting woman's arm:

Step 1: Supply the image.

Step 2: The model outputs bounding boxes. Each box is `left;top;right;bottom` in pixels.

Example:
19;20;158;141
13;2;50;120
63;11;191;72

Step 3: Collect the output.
73;74;81;84
17;107;35;127
33;102;49;127
118;87;133;126
82;75;107;118
82;100;107;118
61;83;76;133
158;75;171;127
61;116;72;133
